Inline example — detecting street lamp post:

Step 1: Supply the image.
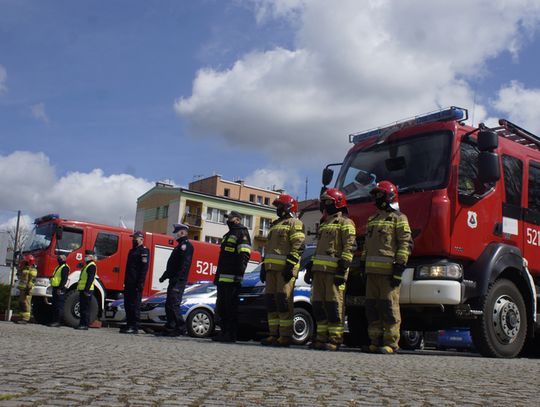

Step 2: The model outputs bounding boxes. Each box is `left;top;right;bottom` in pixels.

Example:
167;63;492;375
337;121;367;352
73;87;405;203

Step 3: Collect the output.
5;210;21;321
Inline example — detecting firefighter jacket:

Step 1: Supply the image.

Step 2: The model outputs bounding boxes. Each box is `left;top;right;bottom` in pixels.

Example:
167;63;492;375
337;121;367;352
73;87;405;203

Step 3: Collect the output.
161;237;194;285
50;263;70;289
263;216;305;276
77;261;97;292
216;224;252;284
312;212;356;274
124;245;150;289
18;266;37;292
361;209;412;275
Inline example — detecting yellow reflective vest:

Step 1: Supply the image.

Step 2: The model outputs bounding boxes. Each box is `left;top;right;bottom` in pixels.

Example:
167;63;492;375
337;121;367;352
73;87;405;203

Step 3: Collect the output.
77;261;96;291
50;263;68;288
312;212;356;273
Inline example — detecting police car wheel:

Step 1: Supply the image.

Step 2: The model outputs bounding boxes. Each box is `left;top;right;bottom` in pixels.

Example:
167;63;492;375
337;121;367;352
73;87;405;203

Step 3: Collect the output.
187;309;214;338
292;307;313;345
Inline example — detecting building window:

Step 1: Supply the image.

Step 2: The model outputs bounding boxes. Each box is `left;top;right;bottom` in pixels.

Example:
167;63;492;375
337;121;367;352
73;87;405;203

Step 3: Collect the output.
224;188;230;197
241;214;253;229
249;194;255;203
257;196;263;205
258;218;272;237
207;207;227;224
264;197;270;205
205;236;222;244
162;205;169;219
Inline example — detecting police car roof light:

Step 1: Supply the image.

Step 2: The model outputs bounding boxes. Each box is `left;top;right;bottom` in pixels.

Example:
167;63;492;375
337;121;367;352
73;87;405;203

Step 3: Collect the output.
348;106;468;144
34;214;59;224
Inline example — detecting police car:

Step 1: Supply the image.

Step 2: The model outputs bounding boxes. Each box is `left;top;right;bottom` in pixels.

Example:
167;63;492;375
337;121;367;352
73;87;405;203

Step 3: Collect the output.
139;283;218;338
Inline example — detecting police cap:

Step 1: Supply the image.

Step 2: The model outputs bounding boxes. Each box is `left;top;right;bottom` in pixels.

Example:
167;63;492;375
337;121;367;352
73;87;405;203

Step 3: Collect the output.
224;210;242;220
173;223;189;233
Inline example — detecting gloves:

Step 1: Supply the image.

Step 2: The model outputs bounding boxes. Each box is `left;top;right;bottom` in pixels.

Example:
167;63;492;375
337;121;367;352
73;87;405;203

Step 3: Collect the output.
333;271;346;286
282;264;294;283
391;263;405;288
334;259;350;286
304;261;313;284
260;263;266;283
159;275;166;283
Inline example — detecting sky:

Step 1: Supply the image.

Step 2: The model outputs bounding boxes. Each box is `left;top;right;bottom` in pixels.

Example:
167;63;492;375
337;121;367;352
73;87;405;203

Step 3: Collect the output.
2;0;540;230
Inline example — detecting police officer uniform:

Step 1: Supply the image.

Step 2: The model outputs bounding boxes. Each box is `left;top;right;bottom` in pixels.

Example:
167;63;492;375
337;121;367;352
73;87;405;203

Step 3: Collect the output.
213;211;252;342
362;181;412;353
49;255;70;327
15;257;37;324
76;250;97;330
159;223;194;336
261;196;305;347
121;231;150;334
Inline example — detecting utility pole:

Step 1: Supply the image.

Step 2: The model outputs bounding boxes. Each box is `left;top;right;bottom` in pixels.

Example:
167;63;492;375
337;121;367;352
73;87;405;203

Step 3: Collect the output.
5;210;21;321
304;177;308;201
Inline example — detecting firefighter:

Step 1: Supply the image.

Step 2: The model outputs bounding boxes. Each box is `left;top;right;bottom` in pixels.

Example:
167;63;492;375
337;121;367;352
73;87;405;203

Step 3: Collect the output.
120;231;150;334
260;194;305;347
14;255;38;324
304;188;356;351
213;211;252;343
75;250;97;330
361;181;412;354
158;224;194;336
48;254;70;327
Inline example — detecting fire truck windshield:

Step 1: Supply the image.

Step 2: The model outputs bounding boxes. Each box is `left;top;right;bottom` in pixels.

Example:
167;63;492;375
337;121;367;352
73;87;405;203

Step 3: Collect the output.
337;131;452;201
23;223;55;252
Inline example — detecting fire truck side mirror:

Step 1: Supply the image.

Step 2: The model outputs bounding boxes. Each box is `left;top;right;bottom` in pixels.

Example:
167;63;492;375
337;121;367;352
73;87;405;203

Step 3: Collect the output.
478;130;498;152
478;151;500;183
322;168;334;186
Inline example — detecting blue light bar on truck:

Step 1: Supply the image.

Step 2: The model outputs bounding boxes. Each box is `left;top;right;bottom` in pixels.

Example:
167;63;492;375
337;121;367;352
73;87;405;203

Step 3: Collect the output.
349;106;468;144
34;214;59;224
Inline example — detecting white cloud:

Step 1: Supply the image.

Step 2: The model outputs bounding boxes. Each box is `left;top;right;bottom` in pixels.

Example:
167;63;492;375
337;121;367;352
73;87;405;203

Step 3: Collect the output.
245;167;301;194
30;102;49;124
0;151;154;228
0;64;7;94
175;0;540;166
491;81;540;134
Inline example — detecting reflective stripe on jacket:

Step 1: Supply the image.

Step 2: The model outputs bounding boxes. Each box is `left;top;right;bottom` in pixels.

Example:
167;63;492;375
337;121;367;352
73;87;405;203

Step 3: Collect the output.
263;217;305;273
18;267;37;290
361;209;412;275
216;225;252;283
312;212;356;273
77;261;97;291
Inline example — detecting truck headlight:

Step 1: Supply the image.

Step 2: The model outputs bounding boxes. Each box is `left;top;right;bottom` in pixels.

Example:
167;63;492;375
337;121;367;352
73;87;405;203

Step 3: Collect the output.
34;278;50;287
416;263;463;280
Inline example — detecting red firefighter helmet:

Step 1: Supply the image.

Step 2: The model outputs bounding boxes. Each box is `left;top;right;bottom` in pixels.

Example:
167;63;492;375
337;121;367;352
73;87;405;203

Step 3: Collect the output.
273;194;298;214
22;254;36;266
321;188;347;209
370;181;398;203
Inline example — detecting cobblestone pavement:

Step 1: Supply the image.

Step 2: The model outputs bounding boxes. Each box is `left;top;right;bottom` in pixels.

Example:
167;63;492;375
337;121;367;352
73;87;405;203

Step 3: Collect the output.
1;322;539;406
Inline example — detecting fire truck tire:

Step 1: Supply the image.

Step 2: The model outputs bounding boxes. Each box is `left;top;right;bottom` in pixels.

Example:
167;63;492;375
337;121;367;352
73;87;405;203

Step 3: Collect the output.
471;279;527;358
187;308;215;338
32;297;53;325
63;290;99;328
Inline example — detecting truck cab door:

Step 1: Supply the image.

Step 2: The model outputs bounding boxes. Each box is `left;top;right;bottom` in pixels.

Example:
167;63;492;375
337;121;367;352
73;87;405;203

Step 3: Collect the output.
92;231;123;291
524;161;540;273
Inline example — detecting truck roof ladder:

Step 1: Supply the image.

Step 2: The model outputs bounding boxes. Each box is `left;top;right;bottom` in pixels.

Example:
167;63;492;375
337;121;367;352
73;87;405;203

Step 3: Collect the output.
498;119;540;151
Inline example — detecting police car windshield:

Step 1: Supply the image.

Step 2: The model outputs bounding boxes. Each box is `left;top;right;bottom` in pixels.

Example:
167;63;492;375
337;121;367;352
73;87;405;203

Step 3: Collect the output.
337;131;452;201
24;223;55;252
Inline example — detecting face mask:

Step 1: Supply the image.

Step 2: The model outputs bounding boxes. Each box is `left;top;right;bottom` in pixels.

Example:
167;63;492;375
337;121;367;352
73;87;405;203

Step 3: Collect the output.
132;239;138;248
57;257;65;265
276;208;287;218
227;220;236;228
176;233;185;241
325;204;339;215
85;256;92;262
375;197;388;210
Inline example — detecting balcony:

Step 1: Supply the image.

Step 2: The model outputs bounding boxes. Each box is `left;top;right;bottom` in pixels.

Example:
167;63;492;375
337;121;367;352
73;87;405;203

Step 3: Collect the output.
183;213;202;228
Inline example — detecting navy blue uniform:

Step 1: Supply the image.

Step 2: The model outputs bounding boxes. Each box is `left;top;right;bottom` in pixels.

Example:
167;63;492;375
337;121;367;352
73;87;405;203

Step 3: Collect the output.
123;245;150;330
160;236;194;334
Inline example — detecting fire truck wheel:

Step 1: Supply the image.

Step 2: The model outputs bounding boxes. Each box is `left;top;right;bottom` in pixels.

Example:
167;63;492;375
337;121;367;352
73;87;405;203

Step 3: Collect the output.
471;279;527;358
63;290;99;328
187;308;215;338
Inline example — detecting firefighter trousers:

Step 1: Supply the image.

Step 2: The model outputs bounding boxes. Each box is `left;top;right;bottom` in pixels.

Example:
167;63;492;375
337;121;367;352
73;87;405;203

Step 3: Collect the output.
265;270;295;338
364;273;401;349
215;283;240;340
311;271;345;344
18;292;32;321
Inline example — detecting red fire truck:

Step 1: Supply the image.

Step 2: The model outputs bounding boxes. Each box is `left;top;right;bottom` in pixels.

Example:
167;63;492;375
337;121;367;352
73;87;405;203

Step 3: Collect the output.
18;214;261;327
323;106;540;358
